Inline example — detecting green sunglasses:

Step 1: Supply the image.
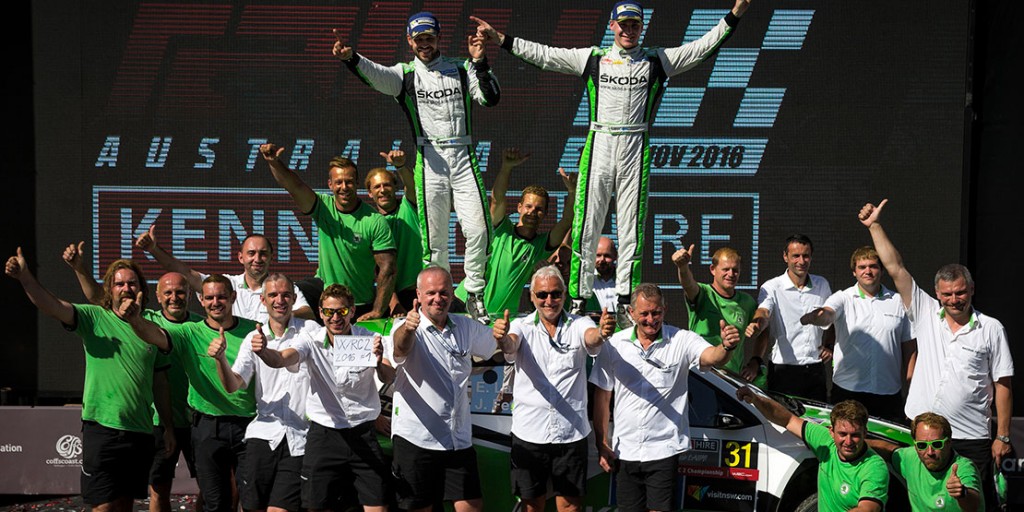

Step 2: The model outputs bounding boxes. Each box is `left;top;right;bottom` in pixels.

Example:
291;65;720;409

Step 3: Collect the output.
913;437;949;451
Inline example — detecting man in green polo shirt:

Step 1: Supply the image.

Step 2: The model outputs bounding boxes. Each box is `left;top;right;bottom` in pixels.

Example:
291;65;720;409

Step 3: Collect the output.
129;274;257;512
737;387;888;511
673;245;764;384
871;412;983;511
454;147;576;322
261;142;397;321
7;249;171;511
63;242;204;512
366;148;422;315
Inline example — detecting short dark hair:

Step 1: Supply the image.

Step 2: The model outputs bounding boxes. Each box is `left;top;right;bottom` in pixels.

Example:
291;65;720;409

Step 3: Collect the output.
784;234;814;254
830;400;868;430
202;274;232;290
328;156;359;179
521;185;550;209
241;234;274;253
320;284;354;308
849;246;879;271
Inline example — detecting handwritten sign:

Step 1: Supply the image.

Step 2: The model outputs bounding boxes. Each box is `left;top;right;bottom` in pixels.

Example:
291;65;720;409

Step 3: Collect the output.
331;335;376;368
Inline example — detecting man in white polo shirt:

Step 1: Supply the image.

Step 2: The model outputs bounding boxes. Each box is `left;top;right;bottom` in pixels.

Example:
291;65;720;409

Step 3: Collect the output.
136;230;312;323
387;267;501;512
591;283;740;512
860;199;1013;510
210;273;316;512
494;265;615;511
237;283;393;512
746;234;833;402
800;246;914;422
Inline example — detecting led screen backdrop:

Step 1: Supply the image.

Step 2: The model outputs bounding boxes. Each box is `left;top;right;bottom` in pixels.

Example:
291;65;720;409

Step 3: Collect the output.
33;0;969;395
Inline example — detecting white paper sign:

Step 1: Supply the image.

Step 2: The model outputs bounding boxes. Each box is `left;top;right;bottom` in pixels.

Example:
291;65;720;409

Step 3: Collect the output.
331;335;376;368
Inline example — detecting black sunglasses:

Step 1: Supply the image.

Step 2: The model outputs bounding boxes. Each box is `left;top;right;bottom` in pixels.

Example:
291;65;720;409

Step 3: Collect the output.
534;290;564;300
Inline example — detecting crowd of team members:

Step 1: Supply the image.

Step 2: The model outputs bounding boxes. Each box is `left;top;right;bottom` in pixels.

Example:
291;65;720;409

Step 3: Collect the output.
7;0;1015;511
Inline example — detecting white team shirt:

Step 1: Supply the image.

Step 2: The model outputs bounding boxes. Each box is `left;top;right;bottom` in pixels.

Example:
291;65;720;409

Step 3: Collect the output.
288;324;381;430
198;273;310;324
592;275;618;312
590;324;710;462
387;313;497;450
757;271;832;365
508;311;598;444
904;280;1014;439
232;316;317;454
825;284;912;395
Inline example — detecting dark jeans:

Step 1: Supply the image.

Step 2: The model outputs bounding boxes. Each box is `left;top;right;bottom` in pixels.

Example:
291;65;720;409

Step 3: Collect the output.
192;413;251;512
830;384;907;425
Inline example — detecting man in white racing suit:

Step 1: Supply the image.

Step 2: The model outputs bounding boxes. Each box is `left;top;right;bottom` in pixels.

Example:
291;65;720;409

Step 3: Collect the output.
334;12;500;323
474;0;751;325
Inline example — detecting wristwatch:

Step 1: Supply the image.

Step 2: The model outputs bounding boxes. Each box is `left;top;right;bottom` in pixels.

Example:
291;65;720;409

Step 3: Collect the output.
996;435;1012;444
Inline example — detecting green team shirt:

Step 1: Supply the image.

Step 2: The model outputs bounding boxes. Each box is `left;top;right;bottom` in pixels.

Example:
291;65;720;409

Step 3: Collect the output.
145;309;203;428
803;421;889;511
69;304;167;433
455;217;553;315
166;317;257;417
686;282;756;374
309;194;396;306
893;447;983;511
384;196;422;292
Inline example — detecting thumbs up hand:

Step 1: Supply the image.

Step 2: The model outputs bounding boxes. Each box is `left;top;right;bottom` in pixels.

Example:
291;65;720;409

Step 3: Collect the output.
945;462;965;499
208;328;227;360
493;309;511;340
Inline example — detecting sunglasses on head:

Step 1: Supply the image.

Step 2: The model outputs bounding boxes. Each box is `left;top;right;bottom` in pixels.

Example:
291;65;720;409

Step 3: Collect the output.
914;438;949;451
534;290;564;300
320;306;351;318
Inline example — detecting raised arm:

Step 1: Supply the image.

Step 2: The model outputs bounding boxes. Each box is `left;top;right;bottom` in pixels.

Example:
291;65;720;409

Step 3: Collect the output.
492;310;519;355
859;200;913;307
260;143;317;215
466;34;500;107
135;226;204;292
122;292;172;352
659;2;746;77
334;30;404;97
548;168;577;247
699;321;739;368
380;149;417;205
489;148;530;223
671;244;701;303
208;327;247;393
472;16;591;76
736;385;805;436
6;247;75;325
392;300;420;358
63;241;104;305
584;309;616;351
